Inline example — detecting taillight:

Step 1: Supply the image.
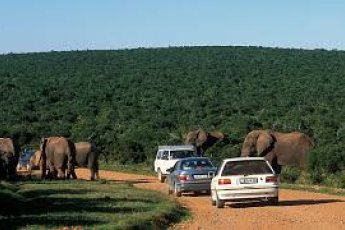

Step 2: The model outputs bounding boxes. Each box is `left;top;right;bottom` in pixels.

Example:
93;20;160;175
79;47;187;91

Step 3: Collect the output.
266;176;278;183
178;175;191;181
218;178;231;185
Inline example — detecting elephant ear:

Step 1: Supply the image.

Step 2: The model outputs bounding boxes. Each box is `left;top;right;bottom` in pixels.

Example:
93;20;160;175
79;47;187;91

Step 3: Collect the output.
256;131;274;156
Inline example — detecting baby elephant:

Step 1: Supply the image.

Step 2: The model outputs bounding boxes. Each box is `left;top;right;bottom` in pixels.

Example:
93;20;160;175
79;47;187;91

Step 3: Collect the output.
75;142;100;180
28;150;42;175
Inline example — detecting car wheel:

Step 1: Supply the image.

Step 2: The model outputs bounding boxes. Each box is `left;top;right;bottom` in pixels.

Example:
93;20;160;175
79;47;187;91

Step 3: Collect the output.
158;169;165;183
211;190;216;206
194;191;201;196
168;185;173;195
215;193;225;208
268;197;279;206
174;183;181;197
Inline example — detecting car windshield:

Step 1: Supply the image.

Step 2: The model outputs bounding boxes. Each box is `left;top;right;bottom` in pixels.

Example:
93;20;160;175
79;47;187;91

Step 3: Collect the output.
170;150;195;159
181;159;213;170
19;151;34;162
221;160;273;176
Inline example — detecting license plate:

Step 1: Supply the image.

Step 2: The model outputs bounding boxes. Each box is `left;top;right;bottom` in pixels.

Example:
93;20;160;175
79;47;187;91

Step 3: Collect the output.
240;178;258;184
193;174;208;179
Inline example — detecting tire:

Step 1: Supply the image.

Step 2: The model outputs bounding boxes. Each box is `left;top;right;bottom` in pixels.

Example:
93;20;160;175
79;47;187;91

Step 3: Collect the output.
168;185;173;195
268;197;279;206
211;190;216;206
174;183;182;197
194;191;201;196
157;169;165;183
215;192;225;208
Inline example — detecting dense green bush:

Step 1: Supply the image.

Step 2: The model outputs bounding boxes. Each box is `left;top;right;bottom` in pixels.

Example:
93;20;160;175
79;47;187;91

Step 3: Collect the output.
1;46;345;179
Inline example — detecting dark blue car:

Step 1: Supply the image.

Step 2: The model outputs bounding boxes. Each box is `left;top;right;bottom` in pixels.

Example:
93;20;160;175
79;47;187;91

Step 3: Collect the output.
166;157;217;197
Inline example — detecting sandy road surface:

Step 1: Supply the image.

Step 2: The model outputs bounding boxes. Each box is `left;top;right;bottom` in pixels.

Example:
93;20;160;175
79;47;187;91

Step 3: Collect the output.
76;169;345;230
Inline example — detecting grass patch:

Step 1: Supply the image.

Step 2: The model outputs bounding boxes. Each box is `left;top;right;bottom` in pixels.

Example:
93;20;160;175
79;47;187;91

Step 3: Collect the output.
100;162;156;176
0;179;187;229
281;183;345;197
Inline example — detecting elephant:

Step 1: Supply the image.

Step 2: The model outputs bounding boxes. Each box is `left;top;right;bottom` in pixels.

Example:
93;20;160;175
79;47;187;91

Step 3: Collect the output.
40;137;77;179
0;138;19;180
185;129;225;155
241;130;314;174
27;150;42;175
75;142;100;180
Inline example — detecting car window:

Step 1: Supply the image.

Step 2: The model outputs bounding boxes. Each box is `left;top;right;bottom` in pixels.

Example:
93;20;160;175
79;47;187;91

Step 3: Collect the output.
216;161;223;175
221;160;273;176
171;161;179;171
170;150;195;159
181;159;213;170
161;151;169;160
156;151;162;160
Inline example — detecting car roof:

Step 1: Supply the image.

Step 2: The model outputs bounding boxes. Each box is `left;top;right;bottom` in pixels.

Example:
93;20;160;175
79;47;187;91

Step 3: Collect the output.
178;157;211;161
222;157;267;162
158;145;195;151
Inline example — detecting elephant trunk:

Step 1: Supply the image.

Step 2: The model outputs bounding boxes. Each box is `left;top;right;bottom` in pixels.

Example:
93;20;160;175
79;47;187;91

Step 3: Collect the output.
241;140;253;157
241;147;251;157
40;138;47;179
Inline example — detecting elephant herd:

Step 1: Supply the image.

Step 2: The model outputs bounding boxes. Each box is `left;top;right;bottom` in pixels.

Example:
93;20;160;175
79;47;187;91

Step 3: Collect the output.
0;129;314;180
185;129;314;174
0;136;100;181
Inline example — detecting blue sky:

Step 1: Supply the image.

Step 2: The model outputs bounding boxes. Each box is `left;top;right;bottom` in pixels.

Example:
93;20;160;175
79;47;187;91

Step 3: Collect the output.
1;0;345;53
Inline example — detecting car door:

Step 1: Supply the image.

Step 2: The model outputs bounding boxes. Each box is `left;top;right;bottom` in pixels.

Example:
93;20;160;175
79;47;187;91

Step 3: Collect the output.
160;151;169;173
168;161;179;188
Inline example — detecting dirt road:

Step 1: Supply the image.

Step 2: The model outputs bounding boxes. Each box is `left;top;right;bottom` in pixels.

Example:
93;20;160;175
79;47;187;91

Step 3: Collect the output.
76;169;345;230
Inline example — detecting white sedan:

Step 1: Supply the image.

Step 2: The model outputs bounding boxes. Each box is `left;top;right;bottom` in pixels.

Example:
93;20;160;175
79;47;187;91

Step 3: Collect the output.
211;157;279;208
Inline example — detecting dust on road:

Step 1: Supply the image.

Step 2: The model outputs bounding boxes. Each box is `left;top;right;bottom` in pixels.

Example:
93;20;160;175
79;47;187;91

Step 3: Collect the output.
76;169;345;230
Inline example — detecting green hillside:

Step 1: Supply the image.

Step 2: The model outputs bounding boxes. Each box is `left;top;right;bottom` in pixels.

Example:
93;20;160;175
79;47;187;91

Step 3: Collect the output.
1;46;345;180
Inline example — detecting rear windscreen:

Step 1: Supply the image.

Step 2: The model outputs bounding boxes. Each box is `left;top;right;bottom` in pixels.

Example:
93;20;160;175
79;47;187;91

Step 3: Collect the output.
221;160;273;176
170;150;195;159
181;159;213;170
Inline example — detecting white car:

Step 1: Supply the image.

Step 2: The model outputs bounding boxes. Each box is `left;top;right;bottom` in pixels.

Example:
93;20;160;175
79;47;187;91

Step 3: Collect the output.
154;145;197;182
211;157;279;208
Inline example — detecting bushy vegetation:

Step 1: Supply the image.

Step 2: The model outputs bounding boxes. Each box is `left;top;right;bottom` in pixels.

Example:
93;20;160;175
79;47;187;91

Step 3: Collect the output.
0;180;187;229
1;46;345;184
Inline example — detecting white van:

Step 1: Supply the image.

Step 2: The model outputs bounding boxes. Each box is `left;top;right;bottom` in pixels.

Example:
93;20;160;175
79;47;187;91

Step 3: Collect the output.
154;145;197;182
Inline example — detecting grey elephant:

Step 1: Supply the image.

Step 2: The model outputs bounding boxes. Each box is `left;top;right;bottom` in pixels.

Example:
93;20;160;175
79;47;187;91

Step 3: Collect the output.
241;130;314;174
185;129;225;155
40;137;77;179
0;138;19;180
75;142;100;180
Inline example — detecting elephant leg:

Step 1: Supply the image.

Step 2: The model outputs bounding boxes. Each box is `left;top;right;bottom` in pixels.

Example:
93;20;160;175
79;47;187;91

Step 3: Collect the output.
57;169;65;179
271;157;282;175
90;167;95;181
88;153;98;180
95;160;100;180
65;150;76;180
53;153;66;179
68;170;78;179
48;160;57;179
40;154;47;179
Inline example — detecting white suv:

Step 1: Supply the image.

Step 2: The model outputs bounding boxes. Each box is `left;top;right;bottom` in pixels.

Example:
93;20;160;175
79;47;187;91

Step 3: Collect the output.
154;145;197;182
